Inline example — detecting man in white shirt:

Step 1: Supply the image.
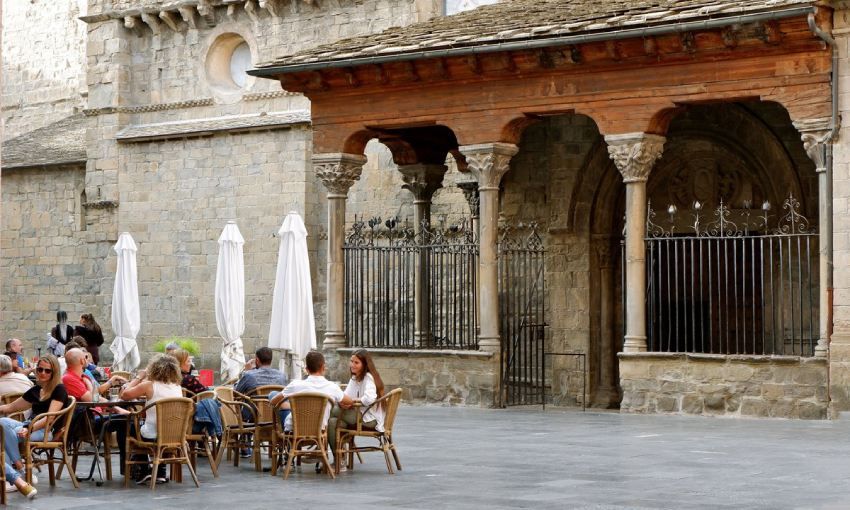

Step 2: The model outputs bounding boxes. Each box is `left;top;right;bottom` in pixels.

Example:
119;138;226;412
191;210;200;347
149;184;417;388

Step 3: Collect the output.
0;354;32;396
270;351;353;433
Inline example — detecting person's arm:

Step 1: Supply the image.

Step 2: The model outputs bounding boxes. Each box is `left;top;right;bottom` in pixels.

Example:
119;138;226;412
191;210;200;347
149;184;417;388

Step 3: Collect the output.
0;396;30;416
338;385;354;409
359;376;378;408
233;373;251;394
120;374;151;400
97;375;127;395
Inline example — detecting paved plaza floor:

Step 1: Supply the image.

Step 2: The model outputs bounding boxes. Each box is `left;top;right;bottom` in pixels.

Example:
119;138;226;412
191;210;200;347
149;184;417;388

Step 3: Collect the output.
10;405;850;509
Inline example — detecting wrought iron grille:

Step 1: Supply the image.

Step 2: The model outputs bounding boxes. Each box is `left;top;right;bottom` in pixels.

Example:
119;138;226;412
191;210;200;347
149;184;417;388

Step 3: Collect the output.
637;195;818;356
499;223;546;406
343;217;479;349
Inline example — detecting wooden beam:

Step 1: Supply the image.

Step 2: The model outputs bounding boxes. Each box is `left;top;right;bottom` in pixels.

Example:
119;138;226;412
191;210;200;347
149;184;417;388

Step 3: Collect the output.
643;37;658;57
757;21;783;45
373;64;389;85
402;61;421;82
343;67;360;87
605;40;621;61
680;32;696;53
465;54;482;75
434;58;450;80
721;27;738;49
308;71;329;91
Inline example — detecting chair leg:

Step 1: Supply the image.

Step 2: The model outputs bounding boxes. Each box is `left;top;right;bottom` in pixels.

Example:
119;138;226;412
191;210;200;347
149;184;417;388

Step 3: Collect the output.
203;438;218;478
183;444;200;488
48;452;57;486
123;451;131;488
282;440;297;480
388;435;402;471
63;449;80;488
319;439;335;480
104;440;113;481
150;457;159;491
214;431;228;469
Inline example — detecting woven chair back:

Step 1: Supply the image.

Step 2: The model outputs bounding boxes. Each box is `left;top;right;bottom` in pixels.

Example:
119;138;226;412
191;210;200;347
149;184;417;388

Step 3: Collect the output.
381;388;403;433
153;397;194;446
252;396;274;423
31;396;77;444
247;385;283;397
214;386;234;401
289;392;330;439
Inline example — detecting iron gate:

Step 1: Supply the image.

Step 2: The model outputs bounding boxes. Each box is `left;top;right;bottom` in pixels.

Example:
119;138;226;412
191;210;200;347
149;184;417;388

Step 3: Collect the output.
343;217;479;349
638;195;819;356
500;224;547;406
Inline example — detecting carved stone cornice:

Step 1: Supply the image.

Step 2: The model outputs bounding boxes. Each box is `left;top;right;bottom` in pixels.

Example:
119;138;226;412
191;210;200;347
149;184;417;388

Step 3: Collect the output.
399;164;447;202
794;118;831;174
457;180;480;217
604;133;666;183
82;98;215;117
313;153;367;196
243;90;300;101
458;143;519;190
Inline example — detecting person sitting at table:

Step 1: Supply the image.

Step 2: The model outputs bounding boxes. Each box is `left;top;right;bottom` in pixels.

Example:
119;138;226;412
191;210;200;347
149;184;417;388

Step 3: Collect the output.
62;348;127;403
120;354;182;484
327;349;386;459
0;355;32;396
171;349;207;395
0;354;70;498
5;339;33;377
270;351;352;433
235;347;287;396
74;314;104;365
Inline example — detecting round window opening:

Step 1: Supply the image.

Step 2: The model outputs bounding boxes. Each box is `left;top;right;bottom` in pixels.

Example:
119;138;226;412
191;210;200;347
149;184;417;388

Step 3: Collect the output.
205;33;254;99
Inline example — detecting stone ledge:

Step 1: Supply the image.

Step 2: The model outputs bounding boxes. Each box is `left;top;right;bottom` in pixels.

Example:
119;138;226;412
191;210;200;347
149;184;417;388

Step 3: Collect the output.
338;347;493;359
115;110;311;142
619;351;826;366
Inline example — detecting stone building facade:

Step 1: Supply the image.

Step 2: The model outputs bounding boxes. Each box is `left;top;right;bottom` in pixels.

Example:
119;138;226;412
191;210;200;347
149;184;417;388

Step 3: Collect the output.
5;0;850;419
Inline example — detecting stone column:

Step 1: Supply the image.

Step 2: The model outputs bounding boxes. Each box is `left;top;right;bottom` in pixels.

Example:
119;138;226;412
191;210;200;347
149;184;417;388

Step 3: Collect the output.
314;153;368;349
399;163;448;347
797;119;832;358
604;133;666;353
594;239;618;405
459;143;519;353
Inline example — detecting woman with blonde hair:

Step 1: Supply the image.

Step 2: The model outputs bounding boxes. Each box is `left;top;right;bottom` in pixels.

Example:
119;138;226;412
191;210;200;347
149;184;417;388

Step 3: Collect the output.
120;353;182;484
0;354;69;499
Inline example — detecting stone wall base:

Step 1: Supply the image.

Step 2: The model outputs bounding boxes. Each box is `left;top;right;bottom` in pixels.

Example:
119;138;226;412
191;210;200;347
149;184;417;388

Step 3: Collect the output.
619;352;828;419
332;348;499;407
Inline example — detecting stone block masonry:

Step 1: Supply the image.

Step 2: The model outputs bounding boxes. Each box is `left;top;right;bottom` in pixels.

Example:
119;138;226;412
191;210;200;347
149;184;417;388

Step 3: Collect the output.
619;353;828;419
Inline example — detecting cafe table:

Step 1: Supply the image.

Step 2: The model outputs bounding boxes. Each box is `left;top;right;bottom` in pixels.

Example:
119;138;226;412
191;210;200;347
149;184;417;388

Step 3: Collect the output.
75;400;144;485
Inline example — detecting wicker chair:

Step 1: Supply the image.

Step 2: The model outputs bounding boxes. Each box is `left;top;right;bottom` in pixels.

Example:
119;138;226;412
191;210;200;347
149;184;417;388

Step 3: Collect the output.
335;388;403;475
0;425;5;505
123;397;199;490
269;396;292;476
24;396;79;488
282;392;334;480
245;385;284;397
192;390;215;402
214;391;257;469
213;386;234;401
111;371;132;381
186;394;219;477
1;392;26;422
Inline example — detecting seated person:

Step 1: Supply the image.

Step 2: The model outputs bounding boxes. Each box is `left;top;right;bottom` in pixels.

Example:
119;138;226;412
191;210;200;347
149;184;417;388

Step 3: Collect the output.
171;349;207;395
234;347;287;396
0;355;32;396
120;354;183;484
328;349;386;456
270;351;352;433
5;339;32;376
0;354;70;499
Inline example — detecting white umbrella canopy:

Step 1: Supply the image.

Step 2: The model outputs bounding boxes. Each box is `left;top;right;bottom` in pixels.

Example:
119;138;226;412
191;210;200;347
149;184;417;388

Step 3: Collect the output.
216;221;246;382
110;232;141;372
268;211;316;379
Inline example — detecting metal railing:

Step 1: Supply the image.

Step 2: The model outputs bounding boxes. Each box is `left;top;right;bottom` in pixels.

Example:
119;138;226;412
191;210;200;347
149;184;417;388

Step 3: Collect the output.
640;196;818;356
500;224;547;406
343;217;478;349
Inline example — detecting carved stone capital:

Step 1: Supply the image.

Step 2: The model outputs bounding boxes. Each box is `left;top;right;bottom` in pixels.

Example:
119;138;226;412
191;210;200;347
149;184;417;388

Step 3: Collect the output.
595;241;612;268
459;143;519;190
794;118;832;174
604;133;666;183
457;180;480;217
399;164;447;202
313;153;367;196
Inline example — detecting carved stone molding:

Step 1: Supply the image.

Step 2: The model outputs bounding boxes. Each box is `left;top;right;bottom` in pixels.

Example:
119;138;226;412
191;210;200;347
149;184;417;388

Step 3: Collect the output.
314;153;367;196
242;90;300;101
457;180;480;217
794;118;831;174
83;200;120;210
399;164;447;202
604;133;666;183
82;98;215;117
458;143;519;190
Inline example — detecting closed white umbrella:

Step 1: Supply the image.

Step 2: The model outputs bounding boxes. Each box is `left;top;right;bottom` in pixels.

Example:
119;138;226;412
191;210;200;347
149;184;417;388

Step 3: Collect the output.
268;211;316;379
110;232;141;372
216;221;246;382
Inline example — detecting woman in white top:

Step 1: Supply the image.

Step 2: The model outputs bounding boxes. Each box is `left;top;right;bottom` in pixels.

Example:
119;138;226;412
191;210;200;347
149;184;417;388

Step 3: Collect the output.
328;349;385;455
120;353;182;484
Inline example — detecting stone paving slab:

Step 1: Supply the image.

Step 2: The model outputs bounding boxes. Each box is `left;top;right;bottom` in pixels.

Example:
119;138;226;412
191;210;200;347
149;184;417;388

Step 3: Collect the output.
8;406;850;509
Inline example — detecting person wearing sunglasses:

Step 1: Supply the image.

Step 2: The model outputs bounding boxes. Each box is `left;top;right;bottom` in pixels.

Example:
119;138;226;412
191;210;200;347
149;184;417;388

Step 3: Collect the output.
0;355;67;499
